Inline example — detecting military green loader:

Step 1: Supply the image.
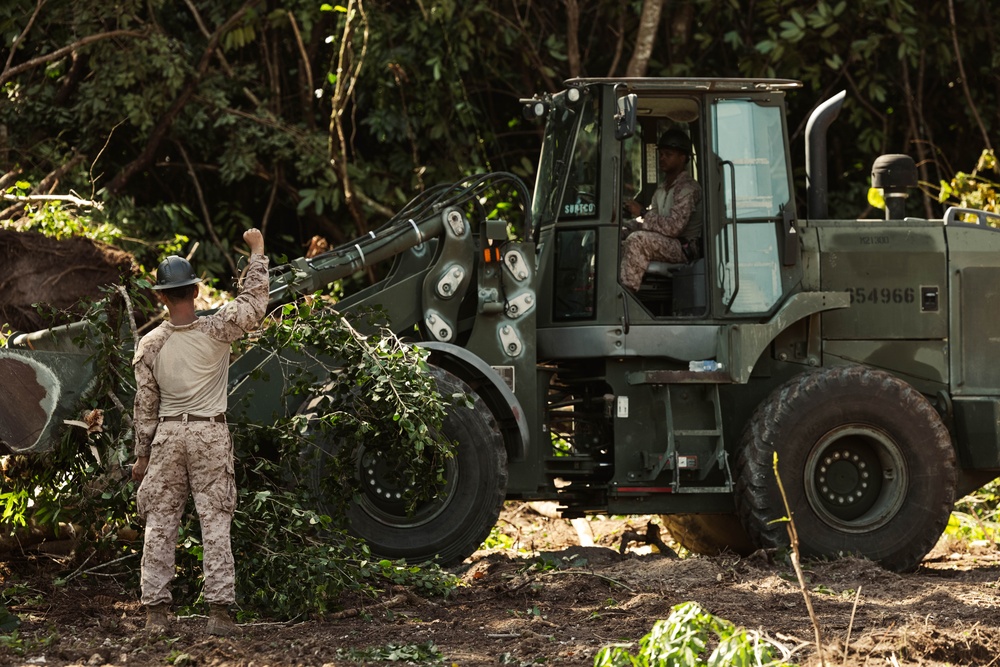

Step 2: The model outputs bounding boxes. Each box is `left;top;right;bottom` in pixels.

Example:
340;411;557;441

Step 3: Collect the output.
5;77;1000;572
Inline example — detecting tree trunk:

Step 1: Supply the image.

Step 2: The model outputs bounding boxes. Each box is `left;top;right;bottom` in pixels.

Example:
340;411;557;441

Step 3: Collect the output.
626;0;665;78
565;0;582;78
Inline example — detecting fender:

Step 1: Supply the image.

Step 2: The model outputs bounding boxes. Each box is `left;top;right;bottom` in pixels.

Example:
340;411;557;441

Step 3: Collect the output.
419;341;528;461
726;290;851;383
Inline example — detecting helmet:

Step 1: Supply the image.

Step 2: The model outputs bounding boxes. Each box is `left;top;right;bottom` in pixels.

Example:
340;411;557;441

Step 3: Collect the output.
657;129;692;156
151;256;202;291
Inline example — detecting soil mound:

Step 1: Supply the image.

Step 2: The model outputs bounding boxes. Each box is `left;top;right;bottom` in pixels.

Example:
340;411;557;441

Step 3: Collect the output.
0;229;135;332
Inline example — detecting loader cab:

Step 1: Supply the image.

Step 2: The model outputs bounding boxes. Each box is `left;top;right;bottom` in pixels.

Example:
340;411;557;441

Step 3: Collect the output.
616;83;802;320
535;79;804;360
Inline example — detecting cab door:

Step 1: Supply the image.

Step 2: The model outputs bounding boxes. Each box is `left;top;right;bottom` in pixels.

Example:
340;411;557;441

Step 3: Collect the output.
706;95;799;317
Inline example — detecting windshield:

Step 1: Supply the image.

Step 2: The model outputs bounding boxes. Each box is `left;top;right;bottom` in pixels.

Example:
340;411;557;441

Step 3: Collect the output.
530;88;592;232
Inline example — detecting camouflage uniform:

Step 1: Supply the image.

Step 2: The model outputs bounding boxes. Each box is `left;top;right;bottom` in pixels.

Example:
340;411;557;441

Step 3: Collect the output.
133;254;269;607
620;171;702;291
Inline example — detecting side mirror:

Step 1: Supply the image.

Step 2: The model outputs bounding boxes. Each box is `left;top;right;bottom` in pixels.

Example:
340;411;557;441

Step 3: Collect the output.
615;94;637;140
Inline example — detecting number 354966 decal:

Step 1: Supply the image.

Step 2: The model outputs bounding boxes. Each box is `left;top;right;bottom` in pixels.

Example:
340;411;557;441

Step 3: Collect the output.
847;287;916;304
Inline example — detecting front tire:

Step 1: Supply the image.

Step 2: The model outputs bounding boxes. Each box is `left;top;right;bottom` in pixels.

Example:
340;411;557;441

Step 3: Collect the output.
734;366;956;572
308;365;507;566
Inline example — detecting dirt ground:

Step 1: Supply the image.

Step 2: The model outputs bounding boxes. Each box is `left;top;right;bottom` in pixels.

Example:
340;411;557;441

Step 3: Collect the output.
1;502;998;667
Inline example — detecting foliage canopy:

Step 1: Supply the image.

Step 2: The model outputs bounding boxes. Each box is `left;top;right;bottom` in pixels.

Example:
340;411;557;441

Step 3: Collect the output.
2;0;999;279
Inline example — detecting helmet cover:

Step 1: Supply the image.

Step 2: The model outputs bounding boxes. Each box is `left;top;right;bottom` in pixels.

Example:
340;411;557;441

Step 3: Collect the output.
657;129;692;155
151;255;201;291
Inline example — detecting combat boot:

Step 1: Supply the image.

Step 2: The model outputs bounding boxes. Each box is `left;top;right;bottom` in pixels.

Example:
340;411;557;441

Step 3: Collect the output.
144;603;170;634
206;603;240;636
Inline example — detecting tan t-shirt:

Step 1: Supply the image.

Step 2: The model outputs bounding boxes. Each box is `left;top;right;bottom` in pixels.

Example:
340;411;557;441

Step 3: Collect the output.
153;325;231;417
132;254;270;457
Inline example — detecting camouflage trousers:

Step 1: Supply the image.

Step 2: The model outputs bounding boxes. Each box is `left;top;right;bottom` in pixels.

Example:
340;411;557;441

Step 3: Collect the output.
620;230;686;291
137;421;237;606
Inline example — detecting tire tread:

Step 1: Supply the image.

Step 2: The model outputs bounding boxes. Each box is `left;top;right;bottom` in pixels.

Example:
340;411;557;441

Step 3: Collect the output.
734;365;956;572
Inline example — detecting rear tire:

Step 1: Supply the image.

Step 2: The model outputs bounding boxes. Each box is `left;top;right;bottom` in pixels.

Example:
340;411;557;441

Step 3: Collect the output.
734;365;956;572
659;513;755;556
307;365;507;566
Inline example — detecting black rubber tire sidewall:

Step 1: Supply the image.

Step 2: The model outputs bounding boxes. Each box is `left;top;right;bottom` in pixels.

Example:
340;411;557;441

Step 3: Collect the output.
343;366;507;566
734;365;956;572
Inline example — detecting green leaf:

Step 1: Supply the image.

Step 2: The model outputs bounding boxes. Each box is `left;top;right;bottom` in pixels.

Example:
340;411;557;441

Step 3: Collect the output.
778;21;803;41
755;39;777;55
0;606;20;633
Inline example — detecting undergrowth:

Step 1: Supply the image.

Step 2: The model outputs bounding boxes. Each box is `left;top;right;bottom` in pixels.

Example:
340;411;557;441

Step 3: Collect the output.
935;149;999;217
946;479;1000;544
593;601;792;666
0;277;460;621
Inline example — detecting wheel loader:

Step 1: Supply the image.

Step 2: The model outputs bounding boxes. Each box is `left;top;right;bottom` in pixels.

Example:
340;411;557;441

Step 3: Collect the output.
5;77;1000;572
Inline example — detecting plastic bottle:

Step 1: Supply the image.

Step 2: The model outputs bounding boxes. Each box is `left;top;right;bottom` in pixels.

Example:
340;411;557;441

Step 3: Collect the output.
688;360;724;372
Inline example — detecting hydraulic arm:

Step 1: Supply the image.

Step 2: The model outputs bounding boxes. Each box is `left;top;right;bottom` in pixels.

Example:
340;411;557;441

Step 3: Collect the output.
265;172;532;310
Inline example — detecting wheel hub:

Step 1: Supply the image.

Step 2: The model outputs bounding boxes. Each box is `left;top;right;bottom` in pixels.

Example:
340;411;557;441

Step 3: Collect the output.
355;448;456;529
805;426;907;530
361;450;411;507
816;448;875;511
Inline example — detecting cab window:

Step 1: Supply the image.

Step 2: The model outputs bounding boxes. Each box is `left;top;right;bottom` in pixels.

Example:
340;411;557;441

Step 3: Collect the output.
712;99;789;314
560;95;600;219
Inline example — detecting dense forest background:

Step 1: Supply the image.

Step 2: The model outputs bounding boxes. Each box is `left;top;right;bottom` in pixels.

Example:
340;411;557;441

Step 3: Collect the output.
1;0;998;281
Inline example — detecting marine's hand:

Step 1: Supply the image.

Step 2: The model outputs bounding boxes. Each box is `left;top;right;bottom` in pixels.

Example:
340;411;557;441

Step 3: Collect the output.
243;228;265;255
622;218;641;234
625;200;643;218
132;456;149;483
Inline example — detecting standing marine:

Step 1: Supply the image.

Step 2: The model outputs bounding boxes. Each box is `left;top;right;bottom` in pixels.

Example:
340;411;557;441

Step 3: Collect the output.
131;228;269;635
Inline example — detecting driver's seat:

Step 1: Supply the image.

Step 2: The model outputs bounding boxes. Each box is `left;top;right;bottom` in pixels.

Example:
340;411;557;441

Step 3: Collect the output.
641;258;707;315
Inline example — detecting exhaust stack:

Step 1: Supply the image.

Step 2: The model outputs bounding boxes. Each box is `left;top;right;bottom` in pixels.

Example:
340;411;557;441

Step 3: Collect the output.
805;90;846;220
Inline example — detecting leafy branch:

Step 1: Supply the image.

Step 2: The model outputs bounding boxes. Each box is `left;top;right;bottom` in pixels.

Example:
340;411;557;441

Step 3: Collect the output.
934;149;999;220
593;600;792;666
0;29;147;88
1;281;459;621
248;297;458;517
